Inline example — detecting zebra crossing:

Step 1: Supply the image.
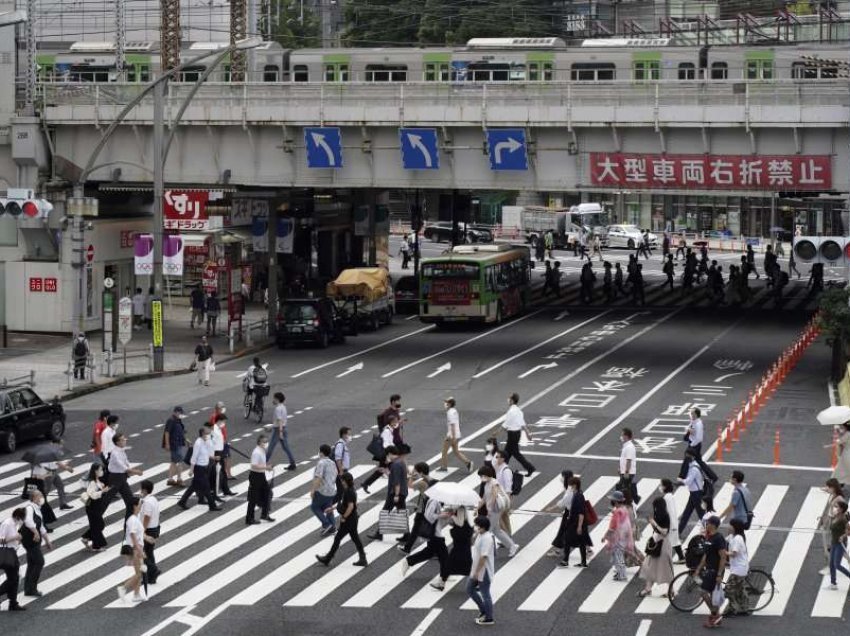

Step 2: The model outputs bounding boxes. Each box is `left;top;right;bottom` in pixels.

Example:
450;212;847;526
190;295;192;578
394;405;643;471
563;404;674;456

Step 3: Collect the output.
0;459;844;621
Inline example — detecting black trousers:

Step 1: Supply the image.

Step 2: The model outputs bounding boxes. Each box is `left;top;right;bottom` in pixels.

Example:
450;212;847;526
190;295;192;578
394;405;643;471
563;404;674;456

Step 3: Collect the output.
361;461;387;490
407;536;449;580
325;515;366;561
503;430;535;474
23;543;44;594
180;466;216;509
403;512;426;551
0;549;19;605
144;526;160;581
246;471;271;521
106;472;135;521
678;490;705;536
82;499;107;549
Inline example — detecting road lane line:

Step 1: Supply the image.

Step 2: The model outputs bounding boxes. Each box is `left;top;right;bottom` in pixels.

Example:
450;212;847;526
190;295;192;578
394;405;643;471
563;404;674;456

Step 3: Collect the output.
635;619;652;636
291;326;433;378
575;317;740;456
472;313;606;379
408;609;442;636
381;309;547;378
761;487;830;616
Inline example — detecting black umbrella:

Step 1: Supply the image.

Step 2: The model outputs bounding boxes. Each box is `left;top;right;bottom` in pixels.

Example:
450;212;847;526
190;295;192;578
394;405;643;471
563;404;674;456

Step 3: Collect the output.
21;445;65;465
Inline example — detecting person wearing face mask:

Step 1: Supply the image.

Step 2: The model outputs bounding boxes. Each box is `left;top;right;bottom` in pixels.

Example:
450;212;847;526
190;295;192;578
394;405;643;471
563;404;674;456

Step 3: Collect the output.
478;465;519;557
439;398;473;473
361;414;400;494
558;476;590;568
105;432;144;522
400;489;452;589
660;479;685;563
618;428;640;505
178;427;222;512
603;490;633;582
100;415;120;466
398;462;437;555
483;438;500;469
22;488;52;597
369;445;408;541
333;427;352;503
827;500;850;591
637;497;674;596
725;518;750;616
81;462;110;552
0;508;26;611
493;451;514;535
494;393;535;478
247;435;275;524
316;472;367;567
467;515;496;626
818;478;846;569
545;470;574;558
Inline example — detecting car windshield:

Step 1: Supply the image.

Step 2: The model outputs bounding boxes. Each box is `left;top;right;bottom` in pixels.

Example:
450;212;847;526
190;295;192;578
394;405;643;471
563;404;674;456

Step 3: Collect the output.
616;225;640;233
283;304;317;322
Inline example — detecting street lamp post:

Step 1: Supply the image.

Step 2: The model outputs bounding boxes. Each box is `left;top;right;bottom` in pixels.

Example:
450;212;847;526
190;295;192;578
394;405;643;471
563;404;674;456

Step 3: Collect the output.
72;36;262;370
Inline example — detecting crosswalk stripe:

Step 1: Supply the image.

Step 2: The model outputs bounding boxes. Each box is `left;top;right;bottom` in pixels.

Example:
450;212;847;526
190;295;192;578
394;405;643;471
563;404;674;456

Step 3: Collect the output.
636;483;735;614
761;487;830;616
576;479;669;613
460;475;620;611
161;465;374;608
401;473;559;610
286;468;469;607
812;567;850;616
48;465;323;609
0;461;26;477
693;484;788;615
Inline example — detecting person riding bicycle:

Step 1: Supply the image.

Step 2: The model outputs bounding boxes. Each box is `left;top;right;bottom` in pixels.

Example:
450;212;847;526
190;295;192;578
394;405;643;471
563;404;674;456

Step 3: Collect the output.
244;356;268;396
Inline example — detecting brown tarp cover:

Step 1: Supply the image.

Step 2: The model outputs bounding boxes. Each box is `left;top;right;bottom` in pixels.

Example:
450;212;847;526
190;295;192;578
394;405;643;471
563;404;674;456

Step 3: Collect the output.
326;267;389;302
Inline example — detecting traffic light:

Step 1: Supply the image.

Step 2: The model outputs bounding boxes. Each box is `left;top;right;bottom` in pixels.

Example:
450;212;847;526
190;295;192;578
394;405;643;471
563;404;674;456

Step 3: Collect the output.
0;189;53;219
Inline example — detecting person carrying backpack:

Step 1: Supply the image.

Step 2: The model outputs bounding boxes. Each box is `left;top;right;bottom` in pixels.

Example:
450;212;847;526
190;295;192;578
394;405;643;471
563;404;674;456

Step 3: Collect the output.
720;470;753;530
72;333;90;380
244;357;269;403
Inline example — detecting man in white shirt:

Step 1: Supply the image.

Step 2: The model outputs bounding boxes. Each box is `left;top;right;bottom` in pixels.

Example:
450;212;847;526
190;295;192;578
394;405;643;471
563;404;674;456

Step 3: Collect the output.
178;427;221;512
100;415;119;465
105;432;143;521
22;489;51;597
495;393;535;477
678;407;706;480
267;392;296;470
618;427;640;504
139;480;161;584
0;508;26;610
677;450;706;536
247;435;275;525
467;515;496;626
439;397;473;473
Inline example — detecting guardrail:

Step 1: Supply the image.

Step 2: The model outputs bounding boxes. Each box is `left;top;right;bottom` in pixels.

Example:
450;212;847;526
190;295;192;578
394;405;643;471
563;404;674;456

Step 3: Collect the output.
0;370;36;388
228;317;271;354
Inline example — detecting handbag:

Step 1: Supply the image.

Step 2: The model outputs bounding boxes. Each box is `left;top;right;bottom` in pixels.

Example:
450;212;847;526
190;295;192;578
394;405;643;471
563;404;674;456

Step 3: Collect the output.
645;536;663;558
366;434;385;461
378;508;409;535
736;487;754;530
21;476;44;501
184;446;194;465
80;490;91;505
120;544;133;556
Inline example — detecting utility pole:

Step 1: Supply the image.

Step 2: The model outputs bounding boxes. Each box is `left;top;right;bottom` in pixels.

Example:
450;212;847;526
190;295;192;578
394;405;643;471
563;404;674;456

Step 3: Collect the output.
23;0;36;116
115;0;126;79
152;80;165;371
230;0;247;81
160;0;181;72
267;202;279;334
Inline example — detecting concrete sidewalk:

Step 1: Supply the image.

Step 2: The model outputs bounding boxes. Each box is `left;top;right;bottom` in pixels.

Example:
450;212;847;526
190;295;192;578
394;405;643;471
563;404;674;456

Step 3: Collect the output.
0;300;274;401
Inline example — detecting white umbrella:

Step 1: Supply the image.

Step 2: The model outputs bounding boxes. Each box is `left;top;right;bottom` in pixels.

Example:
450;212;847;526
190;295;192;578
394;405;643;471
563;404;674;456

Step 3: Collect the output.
817;405;850;426
425;481;481;508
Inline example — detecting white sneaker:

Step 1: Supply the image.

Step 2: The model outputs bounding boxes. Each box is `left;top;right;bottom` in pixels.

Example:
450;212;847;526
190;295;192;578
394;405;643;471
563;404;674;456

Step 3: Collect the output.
131;593;146;603
116;585;126;602
508;544;520;558
819;567;830;576
827;583;839;590
401;559;410;577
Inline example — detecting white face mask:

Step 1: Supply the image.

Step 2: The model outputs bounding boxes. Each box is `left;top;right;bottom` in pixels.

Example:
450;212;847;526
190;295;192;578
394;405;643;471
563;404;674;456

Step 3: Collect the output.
344;435;352;443
620;436;626;443
485;444;494;452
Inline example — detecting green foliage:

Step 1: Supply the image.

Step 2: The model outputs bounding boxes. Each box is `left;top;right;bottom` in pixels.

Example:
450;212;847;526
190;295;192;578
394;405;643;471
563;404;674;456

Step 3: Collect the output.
342;0;564;47
270;0;322;49
817;287;850;342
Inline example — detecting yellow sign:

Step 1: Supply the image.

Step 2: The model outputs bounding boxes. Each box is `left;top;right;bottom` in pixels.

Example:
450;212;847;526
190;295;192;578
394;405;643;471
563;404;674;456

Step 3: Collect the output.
151;300;163;347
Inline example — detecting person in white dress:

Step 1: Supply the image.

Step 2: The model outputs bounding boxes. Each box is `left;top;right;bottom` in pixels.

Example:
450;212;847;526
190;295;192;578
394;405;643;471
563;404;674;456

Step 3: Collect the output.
832;423;850;486
661;478;684;563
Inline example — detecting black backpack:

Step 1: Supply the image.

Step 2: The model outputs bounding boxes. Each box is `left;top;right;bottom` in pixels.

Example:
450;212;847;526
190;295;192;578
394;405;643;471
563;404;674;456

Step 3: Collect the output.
74;339;87;357
253;366;268;385
685;535;707;569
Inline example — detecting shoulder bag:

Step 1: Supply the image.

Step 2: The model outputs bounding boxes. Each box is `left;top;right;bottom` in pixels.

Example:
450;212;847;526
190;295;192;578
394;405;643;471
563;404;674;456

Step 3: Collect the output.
378;508;409;535
736;487;754;530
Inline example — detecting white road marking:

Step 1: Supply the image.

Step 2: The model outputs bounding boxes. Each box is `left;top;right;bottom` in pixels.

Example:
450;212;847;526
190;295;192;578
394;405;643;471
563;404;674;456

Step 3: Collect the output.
427;362;452;378
518;362;558;379
635;619;652;636
336;362;364;378
409;609;442;636
554;310;570;321
291;326;433;378
576;316;740;456
382;309;545;378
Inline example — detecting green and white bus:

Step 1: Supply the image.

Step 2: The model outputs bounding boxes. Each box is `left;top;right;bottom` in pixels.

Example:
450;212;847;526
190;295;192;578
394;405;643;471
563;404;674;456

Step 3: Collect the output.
419;244;532;325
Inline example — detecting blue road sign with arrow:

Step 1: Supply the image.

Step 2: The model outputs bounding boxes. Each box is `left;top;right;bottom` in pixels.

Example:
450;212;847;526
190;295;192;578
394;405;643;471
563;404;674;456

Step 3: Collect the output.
486;129;528;171
305;127;343;169
399;128;439;170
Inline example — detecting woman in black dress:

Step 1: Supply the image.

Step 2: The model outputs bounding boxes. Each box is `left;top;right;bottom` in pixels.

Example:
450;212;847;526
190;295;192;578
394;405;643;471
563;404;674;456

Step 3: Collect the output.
546;470;574;558
429;507;473;589
558;475;590;568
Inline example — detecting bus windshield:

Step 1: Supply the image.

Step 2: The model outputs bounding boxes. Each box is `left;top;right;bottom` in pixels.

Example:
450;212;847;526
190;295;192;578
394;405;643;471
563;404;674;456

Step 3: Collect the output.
421;263;479;279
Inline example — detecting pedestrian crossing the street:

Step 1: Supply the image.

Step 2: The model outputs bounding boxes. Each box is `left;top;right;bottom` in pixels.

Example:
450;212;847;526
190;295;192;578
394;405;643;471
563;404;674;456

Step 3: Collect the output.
0;461;844;622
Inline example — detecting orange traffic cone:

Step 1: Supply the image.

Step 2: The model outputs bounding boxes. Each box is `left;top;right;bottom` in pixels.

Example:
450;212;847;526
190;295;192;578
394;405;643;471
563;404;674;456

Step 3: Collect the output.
716;426;724;463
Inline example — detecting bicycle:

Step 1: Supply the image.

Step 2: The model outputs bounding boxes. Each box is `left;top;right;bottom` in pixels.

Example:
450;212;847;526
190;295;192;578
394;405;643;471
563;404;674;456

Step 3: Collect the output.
668;567;775;614
243;384;269;422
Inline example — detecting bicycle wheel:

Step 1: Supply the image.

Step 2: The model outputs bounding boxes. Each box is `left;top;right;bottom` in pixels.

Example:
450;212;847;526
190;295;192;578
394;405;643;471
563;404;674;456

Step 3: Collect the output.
243;393;252;420
744;568;775;612
255;395;265;423
668;570;706;612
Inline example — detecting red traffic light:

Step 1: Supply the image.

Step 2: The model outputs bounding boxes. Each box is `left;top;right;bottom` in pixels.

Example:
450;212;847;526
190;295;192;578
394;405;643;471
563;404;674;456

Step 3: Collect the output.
22;201;39;218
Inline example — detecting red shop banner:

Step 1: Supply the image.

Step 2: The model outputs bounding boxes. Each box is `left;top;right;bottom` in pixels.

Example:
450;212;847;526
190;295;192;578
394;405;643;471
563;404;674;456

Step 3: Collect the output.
163;190;210;230
589;153;831;191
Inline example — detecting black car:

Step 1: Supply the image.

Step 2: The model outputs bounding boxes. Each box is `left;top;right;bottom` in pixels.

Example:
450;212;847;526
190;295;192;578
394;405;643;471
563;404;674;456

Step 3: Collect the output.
276;298;347;349
0;386;66;453
422;222;493;244
394;275;419;315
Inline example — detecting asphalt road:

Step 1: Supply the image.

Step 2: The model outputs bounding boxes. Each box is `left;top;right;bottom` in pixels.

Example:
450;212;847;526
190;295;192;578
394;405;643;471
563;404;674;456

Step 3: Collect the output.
0;299;840;636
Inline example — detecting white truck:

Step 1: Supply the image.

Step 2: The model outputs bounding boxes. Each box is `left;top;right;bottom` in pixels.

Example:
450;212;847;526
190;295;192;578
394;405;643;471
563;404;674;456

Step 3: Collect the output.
503;203;609;248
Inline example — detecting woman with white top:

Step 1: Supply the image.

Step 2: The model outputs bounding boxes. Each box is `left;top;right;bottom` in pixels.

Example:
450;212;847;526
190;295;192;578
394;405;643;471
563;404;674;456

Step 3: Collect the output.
209;414;233;500
0;508;26;611
467;515;496;626
725;518;750;616
439;398;473;473
81;463;110;551
116;496;146;603
477;465;519;558
546;470;575;558
660;478;685;563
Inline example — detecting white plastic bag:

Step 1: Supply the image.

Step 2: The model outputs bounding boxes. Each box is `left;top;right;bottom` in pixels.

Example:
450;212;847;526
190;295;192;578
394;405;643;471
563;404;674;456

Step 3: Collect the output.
711;585;725;608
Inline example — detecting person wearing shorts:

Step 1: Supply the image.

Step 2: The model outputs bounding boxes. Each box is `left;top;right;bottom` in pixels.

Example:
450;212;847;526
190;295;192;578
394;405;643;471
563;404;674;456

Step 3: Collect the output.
693;515;728;628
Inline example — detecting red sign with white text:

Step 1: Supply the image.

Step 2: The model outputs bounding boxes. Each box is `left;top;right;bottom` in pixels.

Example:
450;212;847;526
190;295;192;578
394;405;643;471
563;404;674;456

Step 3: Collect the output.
44;278;57;292
164;191;210;230
590;153;831;191
29;277;42;292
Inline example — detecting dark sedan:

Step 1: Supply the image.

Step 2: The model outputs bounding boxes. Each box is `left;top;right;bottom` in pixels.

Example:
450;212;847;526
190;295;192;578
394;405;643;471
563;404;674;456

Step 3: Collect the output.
0;386;66;453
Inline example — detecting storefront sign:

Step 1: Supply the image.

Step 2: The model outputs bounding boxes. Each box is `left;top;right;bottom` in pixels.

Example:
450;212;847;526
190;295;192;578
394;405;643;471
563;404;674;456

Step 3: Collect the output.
134;234;154;275
120;230;134;248
151;299;163;348
29;277;42;292
231;199;269;226
590;153;832;191
163;235;184;276
118;296;133;345
202;263;218;293
163;191;210;230
276;217;294;254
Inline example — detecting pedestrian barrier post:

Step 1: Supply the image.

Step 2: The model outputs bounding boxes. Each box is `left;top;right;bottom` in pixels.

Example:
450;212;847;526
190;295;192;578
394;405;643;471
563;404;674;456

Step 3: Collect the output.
773;430;781;465
739;403;747;431
732;415;740;442
66;360;73;392
724;424;733;453
716;426;724;463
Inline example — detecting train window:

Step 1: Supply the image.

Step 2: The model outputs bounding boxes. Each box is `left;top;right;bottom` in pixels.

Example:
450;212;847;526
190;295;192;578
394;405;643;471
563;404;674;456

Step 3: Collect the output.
468;63;510;82
792;62;837;79
364;65;407;82
263;65;279;82
677;62;696;80
424;62;450;82
710;62;728;80
746;59;773;80
570;63;616;81
543;62;554;81
529;63;539;81
324;63;349;82
293;65;308;82
527;62;552;81
633;60;660;81
509;64;526;81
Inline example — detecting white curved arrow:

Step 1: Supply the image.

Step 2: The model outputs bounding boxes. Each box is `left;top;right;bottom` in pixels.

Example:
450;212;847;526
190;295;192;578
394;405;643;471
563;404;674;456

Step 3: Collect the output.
407;133;433;168
493;137;522;164
518;361;557;379
310;132;336;167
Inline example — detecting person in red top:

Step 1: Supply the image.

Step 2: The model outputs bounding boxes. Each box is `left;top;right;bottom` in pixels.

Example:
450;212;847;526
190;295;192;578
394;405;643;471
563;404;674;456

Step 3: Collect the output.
91;410;110;458
208;402;233;480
